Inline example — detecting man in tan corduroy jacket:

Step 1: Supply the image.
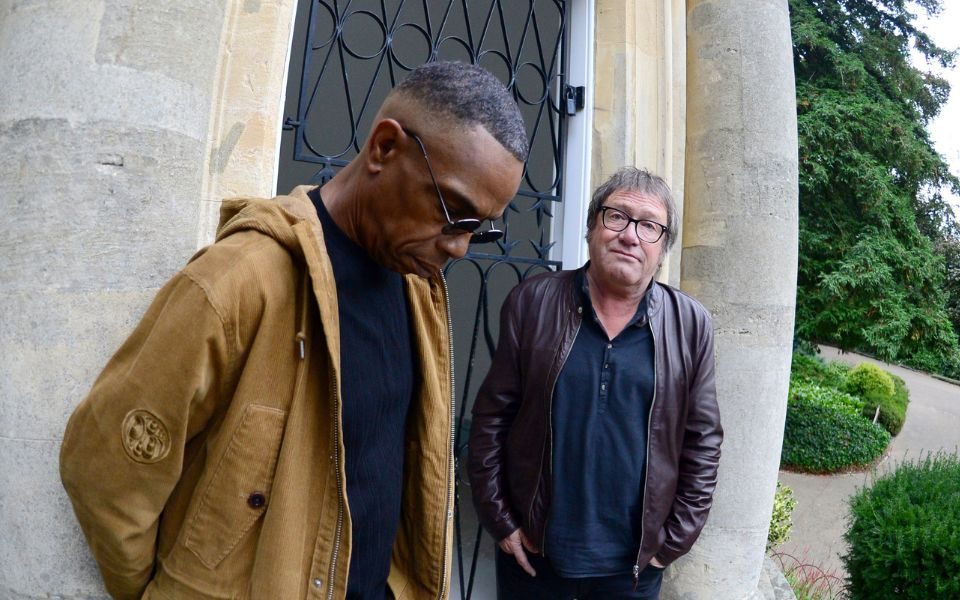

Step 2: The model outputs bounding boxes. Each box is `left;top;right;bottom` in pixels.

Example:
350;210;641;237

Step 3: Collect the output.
60;62;526;600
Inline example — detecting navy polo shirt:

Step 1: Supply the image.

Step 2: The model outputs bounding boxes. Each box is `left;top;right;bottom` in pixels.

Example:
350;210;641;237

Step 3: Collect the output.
544;269;655;577
310;189;415;599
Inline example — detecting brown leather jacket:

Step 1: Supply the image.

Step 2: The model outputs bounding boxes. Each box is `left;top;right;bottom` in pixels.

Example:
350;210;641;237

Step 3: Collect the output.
468;267;722;572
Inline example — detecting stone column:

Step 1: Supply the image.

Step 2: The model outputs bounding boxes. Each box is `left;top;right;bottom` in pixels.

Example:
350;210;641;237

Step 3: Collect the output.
0;2;226;596
668;0;798;597
592;0;686;286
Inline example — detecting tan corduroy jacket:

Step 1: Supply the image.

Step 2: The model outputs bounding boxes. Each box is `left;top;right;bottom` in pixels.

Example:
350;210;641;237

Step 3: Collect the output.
60;186;455;600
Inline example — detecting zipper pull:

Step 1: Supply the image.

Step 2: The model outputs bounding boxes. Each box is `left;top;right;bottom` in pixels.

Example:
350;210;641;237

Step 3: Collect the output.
296;332;306;360
632;564;640;591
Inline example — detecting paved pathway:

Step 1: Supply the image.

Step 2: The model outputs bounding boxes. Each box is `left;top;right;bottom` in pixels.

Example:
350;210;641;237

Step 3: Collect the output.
778;347;960;577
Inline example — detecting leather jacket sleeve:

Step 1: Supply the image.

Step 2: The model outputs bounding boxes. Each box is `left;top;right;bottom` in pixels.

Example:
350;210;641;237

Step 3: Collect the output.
467;284;525;541
655;306;722;564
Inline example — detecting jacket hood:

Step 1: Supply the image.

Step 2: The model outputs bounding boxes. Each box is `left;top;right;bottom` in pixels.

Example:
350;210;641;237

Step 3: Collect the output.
215;186;319;262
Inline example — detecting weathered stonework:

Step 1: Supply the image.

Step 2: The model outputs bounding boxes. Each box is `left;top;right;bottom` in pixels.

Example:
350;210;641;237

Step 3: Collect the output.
0;0;798;597
0;1;229;595
592;0;687;286
671;0;799;597
197;0;297;246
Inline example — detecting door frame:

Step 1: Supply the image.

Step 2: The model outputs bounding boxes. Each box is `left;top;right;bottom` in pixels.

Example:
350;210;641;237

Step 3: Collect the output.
552;0;594;269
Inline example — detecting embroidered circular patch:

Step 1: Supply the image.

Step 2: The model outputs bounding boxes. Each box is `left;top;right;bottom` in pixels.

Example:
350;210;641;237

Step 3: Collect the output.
122;409;171;464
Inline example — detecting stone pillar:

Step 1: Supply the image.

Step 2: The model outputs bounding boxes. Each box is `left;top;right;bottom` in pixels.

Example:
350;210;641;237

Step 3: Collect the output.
668;0;798;597
592;0;686;286
0;2;227;596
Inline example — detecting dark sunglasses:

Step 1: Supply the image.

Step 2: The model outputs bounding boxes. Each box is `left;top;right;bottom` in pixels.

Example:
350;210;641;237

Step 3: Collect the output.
402;127;504;244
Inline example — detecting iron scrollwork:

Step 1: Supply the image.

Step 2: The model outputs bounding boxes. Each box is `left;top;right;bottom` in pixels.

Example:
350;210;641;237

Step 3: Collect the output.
279;3;571;597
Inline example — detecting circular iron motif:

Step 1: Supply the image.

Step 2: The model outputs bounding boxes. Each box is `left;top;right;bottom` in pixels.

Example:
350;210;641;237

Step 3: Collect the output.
122;409;171;464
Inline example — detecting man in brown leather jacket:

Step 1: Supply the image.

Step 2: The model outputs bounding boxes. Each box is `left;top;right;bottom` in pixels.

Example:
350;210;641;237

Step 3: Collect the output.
468;167;722;599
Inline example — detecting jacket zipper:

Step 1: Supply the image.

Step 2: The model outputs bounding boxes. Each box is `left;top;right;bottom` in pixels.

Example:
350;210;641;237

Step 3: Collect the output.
536;304;582;553
438;272;455;600
296;270;343;599
633;318;657;590
324;274;453;599
326;367;344;600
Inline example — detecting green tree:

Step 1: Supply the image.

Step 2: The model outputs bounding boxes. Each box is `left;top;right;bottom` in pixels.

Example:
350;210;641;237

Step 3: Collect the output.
791;0;960;377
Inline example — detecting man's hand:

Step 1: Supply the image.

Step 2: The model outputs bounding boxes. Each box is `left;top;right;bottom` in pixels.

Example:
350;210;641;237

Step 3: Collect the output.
649;556;666;569
498;528;539;576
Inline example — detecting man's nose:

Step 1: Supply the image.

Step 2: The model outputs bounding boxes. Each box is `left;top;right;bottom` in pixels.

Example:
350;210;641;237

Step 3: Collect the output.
441;232;472;260
619;225;641;244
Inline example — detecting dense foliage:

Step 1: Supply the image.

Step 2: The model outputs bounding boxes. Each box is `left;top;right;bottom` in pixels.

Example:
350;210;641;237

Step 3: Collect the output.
856;370;909;435
783;352;910;472
767;481;798;550
792;380;864;417
843;362;894;400
842;362;910;433
844;453;960;598
790;0;960;378
782;386;890;472
790;351;850;389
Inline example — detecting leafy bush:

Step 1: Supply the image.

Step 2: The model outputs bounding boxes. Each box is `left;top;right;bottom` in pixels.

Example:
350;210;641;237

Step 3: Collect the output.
789;381;864;417
781;399;890;473
844;453;960;599
889;373;907;402
861;373;909;435
844;363;908;436
791;352;850;389
843;362;894;400
767;481;797;551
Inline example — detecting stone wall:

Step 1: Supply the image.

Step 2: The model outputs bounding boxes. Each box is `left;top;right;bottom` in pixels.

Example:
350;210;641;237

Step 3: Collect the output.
0;1;798;597
0;1;227;595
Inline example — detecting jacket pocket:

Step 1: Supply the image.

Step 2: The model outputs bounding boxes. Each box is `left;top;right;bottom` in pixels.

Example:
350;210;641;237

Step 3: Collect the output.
183;404;287;569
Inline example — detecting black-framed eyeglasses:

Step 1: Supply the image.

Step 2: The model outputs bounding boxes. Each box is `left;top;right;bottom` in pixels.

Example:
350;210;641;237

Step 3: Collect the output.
599;206;668;244
402;127;504;244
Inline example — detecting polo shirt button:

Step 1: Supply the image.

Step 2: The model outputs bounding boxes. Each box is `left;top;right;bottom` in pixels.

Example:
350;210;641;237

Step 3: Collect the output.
247;491;266;509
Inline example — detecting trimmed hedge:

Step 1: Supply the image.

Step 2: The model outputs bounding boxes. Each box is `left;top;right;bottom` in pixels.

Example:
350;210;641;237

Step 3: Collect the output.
844;361;894;398
781;396;890;473
845;363;909;436
789;381;864;417
844;453;960;599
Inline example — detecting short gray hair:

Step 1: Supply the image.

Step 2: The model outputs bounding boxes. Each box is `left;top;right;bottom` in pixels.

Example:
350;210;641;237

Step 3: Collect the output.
586;167;678;252
393;61;528;162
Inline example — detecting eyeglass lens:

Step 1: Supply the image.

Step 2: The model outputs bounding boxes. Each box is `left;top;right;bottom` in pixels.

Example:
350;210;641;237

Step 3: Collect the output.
403;127;505;244
602;207;665;243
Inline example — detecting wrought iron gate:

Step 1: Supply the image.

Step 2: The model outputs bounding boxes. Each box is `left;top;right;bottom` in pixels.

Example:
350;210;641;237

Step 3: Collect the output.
277;2;574;597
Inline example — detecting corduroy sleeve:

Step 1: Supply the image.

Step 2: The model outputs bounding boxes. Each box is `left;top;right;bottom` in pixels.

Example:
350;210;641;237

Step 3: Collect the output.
60;271;232;599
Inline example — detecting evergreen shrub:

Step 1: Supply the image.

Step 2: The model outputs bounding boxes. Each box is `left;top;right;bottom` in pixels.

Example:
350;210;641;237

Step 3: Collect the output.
766;481;796;551
845;363;908;435
781;396;889;473
790;351;850;389
843;362;894;400
844;453;960;599
789;381;864;417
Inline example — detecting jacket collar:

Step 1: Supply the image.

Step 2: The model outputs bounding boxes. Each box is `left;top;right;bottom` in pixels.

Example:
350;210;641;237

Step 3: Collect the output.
575;262;664;322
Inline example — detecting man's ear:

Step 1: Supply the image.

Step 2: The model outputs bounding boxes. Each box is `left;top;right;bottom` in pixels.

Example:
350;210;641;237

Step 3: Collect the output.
365;118;404;175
